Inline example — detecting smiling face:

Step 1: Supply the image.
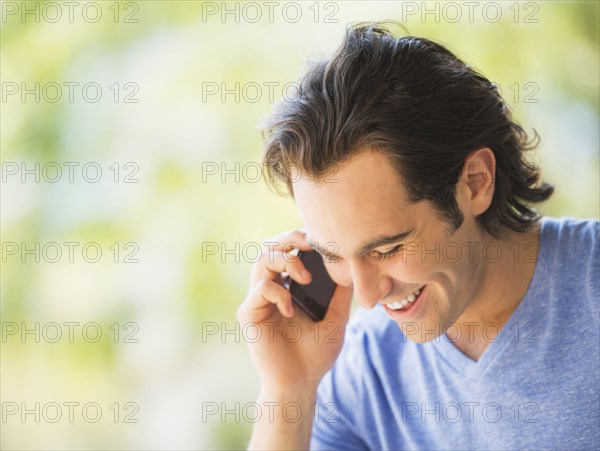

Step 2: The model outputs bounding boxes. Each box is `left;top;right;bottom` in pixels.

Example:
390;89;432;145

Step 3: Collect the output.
293;148;497;342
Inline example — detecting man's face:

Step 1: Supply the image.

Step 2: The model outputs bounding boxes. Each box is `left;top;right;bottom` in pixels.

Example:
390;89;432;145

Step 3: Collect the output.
292;149;488;342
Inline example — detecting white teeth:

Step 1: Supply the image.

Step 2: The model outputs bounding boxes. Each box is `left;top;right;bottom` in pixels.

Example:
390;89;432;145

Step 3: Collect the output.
385;286;424;311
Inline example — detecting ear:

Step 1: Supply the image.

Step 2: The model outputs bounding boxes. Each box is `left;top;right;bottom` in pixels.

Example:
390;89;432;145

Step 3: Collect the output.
460;148;496;216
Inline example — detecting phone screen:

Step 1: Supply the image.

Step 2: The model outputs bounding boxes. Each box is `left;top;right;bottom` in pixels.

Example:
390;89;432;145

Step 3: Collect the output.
286;250;337;321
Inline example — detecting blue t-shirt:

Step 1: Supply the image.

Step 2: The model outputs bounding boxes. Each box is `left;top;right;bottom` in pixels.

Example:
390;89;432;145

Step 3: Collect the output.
310;216;600;450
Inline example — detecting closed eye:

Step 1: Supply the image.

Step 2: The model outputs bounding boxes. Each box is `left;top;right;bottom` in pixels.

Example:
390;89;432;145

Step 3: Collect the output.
374;244;403;261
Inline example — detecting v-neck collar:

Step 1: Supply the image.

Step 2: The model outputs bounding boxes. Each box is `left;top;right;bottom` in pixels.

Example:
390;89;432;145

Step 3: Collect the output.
428;217;552;380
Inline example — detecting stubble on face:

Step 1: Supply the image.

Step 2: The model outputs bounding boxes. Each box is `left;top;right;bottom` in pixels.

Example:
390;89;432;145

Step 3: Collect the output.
292;148;537;351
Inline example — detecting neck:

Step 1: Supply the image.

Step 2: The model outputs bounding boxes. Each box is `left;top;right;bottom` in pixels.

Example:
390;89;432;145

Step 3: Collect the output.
449;222;542;361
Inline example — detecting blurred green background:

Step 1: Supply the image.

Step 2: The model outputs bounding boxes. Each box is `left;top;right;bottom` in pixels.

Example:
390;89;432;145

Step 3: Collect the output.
1;1;598;449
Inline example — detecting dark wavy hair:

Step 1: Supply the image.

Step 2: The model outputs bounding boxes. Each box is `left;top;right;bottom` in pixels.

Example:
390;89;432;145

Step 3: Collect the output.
260;21;554;239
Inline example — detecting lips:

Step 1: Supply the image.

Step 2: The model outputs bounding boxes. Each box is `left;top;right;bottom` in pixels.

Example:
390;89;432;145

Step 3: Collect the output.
384;285;425;310
382;285;427;317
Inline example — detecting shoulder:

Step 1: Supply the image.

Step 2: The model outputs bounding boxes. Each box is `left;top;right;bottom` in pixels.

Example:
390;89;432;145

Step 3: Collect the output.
344;304;404;356
541;215;599;247
325;304;408;392
311;306;405;448
539;216;599;268
318;304;406;397
539;215;599;310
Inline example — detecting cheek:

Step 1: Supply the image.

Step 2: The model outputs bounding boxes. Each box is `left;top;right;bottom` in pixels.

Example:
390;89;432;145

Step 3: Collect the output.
324;261;353;287
388;254;435;281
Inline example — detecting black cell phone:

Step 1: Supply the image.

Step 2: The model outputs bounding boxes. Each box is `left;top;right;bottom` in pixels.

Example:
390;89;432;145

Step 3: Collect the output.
283;250;337;322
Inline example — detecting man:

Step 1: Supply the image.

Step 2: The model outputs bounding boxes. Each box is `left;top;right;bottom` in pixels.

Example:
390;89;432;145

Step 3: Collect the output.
237;22;599;449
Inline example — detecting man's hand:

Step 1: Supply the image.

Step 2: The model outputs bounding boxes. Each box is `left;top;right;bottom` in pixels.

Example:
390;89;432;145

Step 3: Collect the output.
237;229;353;449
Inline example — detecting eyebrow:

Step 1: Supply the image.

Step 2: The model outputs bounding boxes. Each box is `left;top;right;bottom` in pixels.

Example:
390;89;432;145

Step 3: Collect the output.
307;228;415;260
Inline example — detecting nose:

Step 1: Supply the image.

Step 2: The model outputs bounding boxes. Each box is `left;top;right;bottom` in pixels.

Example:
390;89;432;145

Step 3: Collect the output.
350;259;390;310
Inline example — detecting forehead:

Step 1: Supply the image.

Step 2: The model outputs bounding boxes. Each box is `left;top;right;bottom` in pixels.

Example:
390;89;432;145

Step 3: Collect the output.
292;149;416;245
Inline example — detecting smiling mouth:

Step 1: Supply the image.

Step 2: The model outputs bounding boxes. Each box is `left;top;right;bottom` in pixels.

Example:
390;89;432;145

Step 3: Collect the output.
382;285;425;311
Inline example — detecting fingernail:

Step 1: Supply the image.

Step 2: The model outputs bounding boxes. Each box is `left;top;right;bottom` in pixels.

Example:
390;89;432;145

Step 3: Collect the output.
301;269;311;281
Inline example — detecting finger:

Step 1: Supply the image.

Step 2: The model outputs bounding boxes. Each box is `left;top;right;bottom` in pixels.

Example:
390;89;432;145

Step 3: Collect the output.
238;279;295;322
250;229;314;285
251;249;313;287
262;229;314;254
